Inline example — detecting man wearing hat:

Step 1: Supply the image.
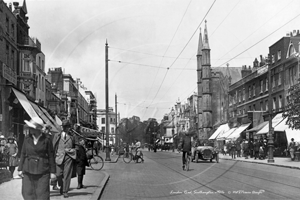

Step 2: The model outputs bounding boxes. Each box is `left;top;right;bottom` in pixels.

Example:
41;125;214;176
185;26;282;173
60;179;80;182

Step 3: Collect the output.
53;119;76;198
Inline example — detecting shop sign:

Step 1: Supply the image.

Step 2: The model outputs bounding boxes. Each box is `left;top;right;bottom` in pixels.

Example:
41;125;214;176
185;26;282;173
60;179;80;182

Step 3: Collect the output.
2;63;17;85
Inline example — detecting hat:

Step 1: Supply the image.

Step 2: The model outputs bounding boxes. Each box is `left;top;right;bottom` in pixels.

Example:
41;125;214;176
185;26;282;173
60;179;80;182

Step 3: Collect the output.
7;135;15;140
62;119;71;127
24;117;44;130
0;135;5;139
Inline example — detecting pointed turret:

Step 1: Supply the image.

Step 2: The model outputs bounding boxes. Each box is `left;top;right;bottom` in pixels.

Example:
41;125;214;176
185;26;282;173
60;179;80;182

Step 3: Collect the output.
197;28;203;56
203;20;210;50
22;0;28;14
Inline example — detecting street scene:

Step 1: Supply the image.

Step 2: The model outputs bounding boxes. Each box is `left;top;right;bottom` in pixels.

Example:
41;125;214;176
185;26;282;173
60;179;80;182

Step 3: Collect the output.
1;0;300;199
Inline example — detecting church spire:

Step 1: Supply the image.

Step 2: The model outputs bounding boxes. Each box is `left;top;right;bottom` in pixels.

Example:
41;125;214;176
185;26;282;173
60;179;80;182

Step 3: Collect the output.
203;20;210;49
197;28;203;56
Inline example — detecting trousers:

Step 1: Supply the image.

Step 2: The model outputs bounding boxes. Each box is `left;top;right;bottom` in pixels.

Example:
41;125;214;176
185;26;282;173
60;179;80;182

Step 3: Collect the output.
56;155;73;194
22;173;50;200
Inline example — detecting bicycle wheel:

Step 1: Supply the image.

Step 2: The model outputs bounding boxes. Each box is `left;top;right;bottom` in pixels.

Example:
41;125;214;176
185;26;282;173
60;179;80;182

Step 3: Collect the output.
90;155;104;171
123;152;132;163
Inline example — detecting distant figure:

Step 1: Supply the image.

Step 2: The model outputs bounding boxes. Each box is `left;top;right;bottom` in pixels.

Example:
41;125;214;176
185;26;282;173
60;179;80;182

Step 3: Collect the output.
75;138;89;189
6;135;18;178
253;140;260;160
236;141;241;157
289;138;296;161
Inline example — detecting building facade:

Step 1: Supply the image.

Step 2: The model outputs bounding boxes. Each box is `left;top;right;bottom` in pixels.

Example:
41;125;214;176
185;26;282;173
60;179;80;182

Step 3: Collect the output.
97;107;118;144
197;21;240;140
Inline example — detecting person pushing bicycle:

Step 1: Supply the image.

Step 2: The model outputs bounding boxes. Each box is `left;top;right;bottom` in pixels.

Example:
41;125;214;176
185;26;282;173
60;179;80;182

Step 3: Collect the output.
178;132;192;170
133;139;144;163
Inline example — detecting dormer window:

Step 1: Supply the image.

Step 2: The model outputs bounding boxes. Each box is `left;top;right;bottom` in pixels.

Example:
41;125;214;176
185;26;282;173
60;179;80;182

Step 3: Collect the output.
277;50;281;60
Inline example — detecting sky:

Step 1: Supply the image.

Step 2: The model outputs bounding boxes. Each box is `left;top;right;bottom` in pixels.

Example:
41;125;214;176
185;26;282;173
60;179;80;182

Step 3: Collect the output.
17;0;300;121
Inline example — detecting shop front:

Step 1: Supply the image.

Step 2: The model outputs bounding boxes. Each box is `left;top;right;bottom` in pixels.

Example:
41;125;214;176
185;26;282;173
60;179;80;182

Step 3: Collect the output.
256;113;287;157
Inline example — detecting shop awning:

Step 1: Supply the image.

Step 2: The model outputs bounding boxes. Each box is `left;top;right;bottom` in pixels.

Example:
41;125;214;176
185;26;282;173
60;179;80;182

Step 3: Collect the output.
209;123;230;140
217;127;237;140
12;88;41;121
39;107;62;132
30;102;59;133
285;128;300;144
273;118;300;144
227;123;251;139
246;121;268;132
256;113;284;135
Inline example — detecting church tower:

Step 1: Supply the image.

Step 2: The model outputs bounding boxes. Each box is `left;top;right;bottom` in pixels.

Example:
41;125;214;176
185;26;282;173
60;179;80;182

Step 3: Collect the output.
199;20;212;139
196;28;203;139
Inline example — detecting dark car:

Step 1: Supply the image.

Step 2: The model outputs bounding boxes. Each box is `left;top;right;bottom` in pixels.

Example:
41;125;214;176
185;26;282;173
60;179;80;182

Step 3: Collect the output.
192;146;219;163
161;143;171;151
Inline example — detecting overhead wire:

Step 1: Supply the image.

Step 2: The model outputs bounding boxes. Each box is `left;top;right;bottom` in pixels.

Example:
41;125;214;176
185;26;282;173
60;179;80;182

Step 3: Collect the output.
217;0;299;67
142;0;217;120
141;0;193;119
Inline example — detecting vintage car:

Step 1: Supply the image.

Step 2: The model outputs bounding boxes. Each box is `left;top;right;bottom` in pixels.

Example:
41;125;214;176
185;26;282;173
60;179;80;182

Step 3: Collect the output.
192;146;219;163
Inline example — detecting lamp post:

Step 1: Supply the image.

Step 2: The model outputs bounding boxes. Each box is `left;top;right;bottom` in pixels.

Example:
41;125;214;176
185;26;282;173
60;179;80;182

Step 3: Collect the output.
171;107;175;152
267;54;274;163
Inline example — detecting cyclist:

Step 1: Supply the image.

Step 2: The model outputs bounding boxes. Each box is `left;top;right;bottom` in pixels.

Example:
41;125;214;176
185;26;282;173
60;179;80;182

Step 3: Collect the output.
178;132;192;170
134;139;144;163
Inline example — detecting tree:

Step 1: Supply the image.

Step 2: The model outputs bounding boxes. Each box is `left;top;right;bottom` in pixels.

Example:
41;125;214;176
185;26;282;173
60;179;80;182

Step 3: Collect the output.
284;82;300;129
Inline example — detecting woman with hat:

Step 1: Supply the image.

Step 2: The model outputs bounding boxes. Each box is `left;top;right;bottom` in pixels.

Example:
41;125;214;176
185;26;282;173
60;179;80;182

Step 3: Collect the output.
18;117;56;200
5;134;18;178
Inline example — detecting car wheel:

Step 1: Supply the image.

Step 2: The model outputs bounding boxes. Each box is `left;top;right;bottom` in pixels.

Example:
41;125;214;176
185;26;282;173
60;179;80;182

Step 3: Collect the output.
195;152;199;163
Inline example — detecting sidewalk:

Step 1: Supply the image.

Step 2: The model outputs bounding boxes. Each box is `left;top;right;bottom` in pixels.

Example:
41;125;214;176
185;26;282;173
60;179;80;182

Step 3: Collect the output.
0;152;119;200
164;149;300;170
219;154;300;169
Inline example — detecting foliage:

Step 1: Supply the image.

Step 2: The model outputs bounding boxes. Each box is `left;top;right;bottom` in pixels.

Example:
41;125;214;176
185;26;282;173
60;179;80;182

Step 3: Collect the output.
284;82;300;130
118;118;148;144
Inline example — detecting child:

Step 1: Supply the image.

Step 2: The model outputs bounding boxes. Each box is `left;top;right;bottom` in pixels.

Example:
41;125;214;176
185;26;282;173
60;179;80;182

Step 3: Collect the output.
259;146;264;160
75;138;89;189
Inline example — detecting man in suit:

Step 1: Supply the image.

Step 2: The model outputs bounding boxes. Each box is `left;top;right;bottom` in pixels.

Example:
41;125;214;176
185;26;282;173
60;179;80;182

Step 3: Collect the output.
178;132;192;170
53;120;76;198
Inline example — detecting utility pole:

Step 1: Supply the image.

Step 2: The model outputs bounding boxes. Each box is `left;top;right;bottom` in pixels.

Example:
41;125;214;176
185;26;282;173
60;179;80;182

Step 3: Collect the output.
115;93;118;153
105;40;111;161
267;54;274;163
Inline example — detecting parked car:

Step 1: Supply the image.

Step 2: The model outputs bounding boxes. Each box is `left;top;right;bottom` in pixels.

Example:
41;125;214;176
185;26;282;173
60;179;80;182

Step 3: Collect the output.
192;145;219;163
161;143;171;151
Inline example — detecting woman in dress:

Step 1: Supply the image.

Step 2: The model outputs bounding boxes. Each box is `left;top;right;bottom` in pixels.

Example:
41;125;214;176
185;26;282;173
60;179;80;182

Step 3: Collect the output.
18;117;56;200
5;135;18;178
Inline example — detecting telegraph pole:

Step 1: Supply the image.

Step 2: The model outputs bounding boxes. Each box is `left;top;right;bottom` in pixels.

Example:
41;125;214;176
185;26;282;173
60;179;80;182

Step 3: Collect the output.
105;40;111;161
267;54;274;163
115;93;118;153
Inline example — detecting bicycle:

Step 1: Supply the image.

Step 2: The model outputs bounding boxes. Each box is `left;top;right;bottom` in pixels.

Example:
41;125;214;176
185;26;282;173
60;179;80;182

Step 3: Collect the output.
86;147;104;171
123;147;144;163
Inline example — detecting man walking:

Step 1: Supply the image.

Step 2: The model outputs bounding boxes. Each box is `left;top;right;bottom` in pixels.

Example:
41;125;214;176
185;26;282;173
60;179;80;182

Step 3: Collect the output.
53;120;76;198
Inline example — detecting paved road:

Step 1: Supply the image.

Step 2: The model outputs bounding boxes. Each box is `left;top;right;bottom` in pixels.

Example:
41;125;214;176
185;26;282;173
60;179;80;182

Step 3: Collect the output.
101;150;300;200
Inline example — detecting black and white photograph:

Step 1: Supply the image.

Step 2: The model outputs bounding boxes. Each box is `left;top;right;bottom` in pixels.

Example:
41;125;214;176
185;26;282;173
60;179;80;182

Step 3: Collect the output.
1;0;300;199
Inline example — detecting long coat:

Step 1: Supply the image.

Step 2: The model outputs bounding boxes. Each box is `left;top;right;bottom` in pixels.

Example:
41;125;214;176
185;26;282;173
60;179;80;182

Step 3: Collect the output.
52;132;77;178
75;144;89;176
18;133;56;175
